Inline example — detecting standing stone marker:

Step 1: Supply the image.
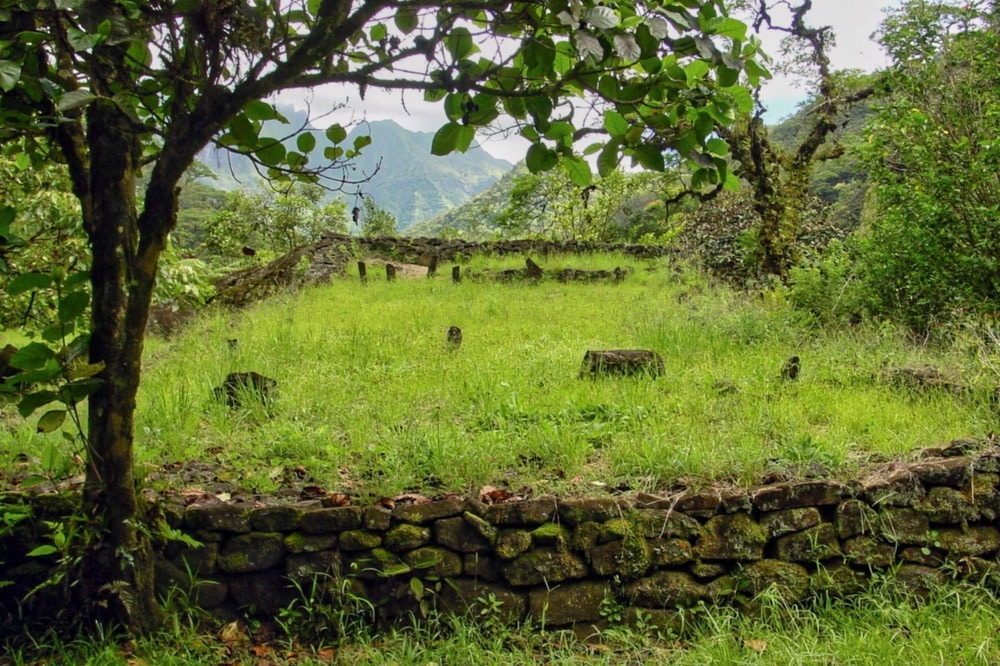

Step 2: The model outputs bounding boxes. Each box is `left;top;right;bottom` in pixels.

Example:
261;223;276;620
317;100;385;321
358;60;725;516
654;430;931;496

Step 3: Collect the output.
579;350;665;378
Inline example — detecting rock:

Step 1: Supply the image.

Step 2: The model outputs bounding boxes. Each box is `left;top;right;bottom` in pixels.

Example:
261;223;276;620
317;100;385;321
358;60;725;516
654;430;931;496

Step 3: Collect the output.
212;371;277;409
579;349;665;378
283;532;337;555
835;500;878;539
434;516;494;553
695;514;767;561
773;524;842;561
626;571;707;608
300;507;363;534
733;560;810;604
760;507;823;538
218;533;286;573
339;530;382;551
936;526;1000;557
751;480;845;511
439;579;527;625
184;505;252;533
843;536;896;567
529;581;611;625
384;524;432;552
250;506;305;532
495;529;533;560
402;546;463;578
878;507;930;544
500;548;588;586
393;498;466;524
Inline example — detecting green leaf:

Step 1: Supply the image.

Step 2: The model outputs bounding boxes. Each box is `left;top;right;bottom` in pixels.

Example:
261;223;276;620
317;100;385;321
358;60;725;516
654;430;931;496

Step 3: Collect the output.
370;23;387;42
56;89;98;112
446;27;475;60
707;138;729;156
326;124;347;144
431;122;462;155
7;272;52;295
353;135;372;151
36;410;67;434
0;60;21;92
11;343;55;371
394;7;418;33
410;577;425;599
17;390;59;417
604;110;629;137
243;101;278;121
27;545;58;557
707;17;747;40
58;290;89;324
59;378;103;404
67;362;105;381
296;132;317;154
631;145;665;171
597;140;620;177
255;141;286;166
563;156;593;187
525;143;558;172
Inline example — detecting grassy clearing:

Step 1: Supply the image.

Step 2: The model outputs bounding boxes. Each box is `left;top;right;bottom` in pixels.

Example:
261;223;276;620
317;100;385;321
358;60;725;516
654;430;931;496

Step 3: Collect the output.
2;254;997;499
5;579;1000;664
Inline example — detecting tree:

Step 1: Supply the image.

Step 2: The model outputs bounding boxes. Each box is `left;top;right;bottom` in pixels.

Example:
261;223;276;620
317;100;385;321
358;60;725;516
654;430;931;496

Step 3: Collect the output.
0;0;761;632
359;196;397;237
859;0;1000;328
716;0;876;280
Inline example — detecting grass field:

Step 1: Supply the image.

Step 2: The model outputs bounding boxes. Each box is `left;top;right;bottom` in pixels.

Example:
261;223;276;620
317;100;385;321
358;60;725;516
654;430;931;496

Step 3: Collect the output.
4;253;1000;663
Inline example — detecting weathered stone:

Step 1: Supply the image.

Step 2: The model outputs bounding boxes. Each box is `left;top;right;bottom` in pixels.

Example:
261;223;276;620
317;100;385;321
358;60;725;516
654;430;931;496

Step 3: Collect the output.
835;500;877;539
184;505;252;533
973;449;1000;474
283;532;337;554
936;526;1000;557
531;523;571;550
843;536;896;567
529;581;611;625
300;506;363;534
285;550;340;583
463;511;499;544
485;497;558;526
439;579;527;625
558;498;623;525
434;516;493;553
864;470;926;507
648;538;694;567
624;607;685;636
810;563;866;598
250;506;303;532
626;571;706;608
695;514;767;561
760;507;822;538
720;489;753;513
227;570;295;615
591;534;652;580
919;486;981;524
218;533;286;573
402;546;463;578
393;498;466;524
633;509;702;539
735;560;810;604
674;492;721;517
690;561;728;579
752;481;845;511
893;564;946;599
774;524;842;562
170;542;218;576
496;530;532;560
344;548;404;581
907;457;972;487
964;473;1000;520
382;524;430;552
900;547;943;566
363;505;392;531
464;553;499;581
570;522;602;554
339;529;382;551
878;508;930;544
500;548;588;586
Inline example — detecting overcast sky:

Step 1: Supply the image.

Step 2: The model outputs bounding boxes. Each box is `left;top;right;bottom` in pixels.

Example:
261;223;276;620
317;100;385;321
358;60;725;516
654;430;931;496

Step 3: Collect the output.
278;0;900;163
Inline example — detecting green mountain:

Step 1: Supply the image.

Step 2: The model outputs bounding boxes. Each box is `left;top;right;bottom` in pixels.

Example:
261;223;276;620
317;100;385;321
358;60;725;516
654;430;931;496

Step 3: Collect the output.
200;113;513;231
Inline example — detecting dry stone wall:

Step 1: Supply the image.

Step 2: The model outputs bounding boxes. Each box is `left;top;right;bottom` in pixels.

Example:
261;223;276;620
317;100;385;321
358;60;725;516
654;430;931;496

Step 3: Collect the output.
5;444;1000;631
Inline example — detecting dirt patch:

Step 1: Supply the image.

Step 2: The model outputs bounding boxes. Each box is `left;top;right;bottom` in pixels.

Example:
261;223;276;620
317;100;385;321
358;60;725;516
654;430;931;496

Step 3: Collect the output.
361;258;429;279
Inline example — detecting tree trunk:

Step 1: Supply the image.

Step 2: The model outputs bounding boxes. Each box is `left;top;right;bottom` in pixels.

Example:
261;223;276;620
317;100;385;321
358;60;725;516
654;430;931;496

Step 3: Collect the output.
79;99;162;633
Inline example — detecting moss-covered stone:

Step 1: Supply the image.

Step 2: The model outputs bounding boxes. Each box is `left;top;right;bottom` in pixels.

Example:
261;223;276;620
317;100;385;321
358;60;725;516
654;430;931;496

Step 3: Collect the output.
864;471;926;507
773;524;842;562
810;563;866;598
835;500;878;539
695;514;767;561
283;532;337;554
363;505;392;531
529;581;611;625
344;547;404;581
439;579;527;625
892;564;946;599
170;542;218;576
760;508;822;538
464;553;499;581
625;571;706;608
463;511;499;544
217;533;285;573
919;486;981;524
530;523;570;550
843;536;896;567
402;546;463;578
571;522;602;554
495;529;532;560
734;560;810;604
632;509;701;539
285;550;340;583
393;498;466;524
249;506;304;532
648;538;694;566
752;481;845;511
936;526;1000;557
485;497;558;526
339;529;382;551
500;548;588;586
185;505;252;533
878;507;930;544
384;524;432;552
690;561;728;580
591;534;652;580
300;506;363;534
434;516;492;553
558;498;623;525
907;457;972;487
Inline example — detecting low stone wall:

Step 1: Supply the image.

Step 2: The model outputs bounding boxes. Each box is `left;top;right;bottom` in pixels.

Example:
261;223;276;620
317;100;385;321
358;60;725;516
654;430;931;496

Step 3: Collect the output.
4;444;1000;632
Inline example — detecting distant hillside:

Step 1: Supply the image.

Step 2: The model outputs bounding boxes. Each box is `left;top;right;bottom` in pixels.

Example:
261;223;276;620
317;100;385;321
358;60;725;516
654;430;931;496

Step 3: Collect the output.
200;111;513;231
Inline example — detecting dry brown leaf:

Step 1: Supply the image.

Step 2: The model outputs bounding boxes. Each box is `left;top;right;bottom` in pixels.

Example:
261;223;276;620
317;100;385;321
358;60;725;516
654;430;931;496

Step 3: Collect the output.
393;493;431;505
375;497;395;510
744;639;768;653
219;620;247;645
322;492;351;507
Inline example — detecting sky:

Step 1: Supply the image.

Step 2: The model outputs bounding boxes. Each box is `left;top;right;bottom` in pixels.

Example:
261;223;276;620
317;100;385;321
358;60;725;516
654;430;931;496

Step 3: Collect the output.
278;0;900;164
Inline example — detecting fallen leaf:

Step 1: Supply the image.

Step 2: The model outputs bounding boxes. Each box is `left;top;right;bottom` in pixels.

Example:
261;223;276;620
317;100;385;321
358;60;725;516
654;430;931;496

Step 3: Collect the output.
322;492;351;507
219;620;247;645
744;639;768;653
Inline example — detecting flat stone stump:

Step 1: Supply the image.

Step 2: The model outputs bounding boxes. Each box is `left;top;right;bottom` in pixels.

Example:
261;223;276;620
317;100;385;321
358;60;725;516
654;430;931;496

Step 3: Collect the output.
580;350;664;378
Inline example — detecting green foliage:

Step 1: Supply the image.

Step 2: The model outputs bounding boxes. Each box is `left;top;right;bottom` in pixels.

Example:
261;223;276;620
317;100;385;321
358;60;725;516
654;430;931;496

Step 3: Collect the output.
359;197;398;237
204;184;349;260
859;1;1000;330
